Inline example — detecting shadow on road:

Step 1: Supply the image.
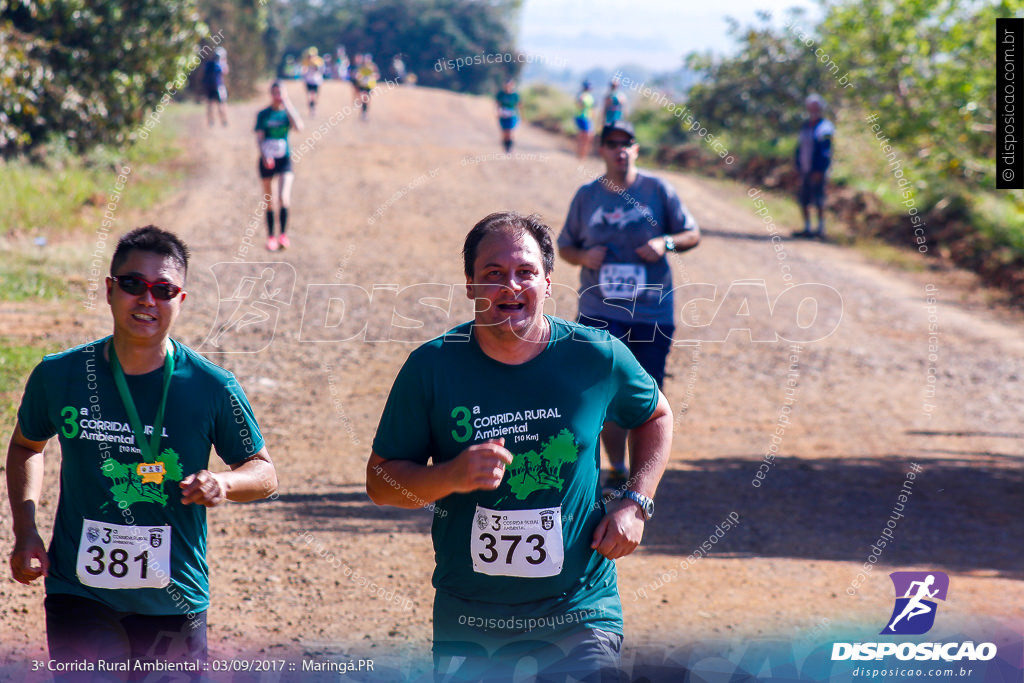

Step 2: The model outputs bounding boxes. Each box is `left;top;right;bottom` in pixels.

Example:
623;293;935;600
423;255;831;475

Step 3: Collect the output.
274;454;1022;581
643;454;1022;581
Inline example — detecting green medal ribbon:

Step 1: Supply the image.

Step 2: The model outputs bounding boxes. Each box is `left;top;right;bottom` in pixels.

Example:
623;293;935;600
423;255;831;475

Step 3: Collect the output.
110;342;175;464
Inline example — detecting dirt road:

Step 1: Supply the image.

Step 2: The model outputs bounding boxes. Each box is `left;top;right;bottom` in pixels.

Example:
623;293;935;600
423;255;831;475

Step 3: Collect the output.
1;81;1022;680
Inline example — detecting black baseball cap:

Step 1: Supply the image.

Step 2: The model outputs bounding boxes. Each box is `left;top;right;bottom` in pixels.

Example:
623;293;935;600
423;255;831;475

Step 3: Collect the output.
600;120;636;144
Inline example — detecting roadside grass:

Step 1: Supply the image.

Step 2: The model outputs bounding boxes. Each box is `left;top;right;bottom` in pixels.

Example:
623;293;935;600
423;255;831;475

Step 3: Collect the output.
0;105;195;304
0;340;61;440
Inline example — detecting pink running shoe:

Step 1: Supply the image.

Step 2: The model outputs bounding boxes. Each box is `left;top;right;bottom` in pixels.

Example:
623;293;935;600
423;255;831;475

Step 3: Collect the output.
266;235;279;251
278;234;290;249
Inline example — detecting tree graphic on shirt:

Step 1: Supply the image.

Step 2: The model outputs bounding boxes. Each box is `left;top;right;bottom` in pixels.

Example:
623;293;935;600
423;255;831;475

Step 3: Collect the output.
100;448;183;509
503;429;579;501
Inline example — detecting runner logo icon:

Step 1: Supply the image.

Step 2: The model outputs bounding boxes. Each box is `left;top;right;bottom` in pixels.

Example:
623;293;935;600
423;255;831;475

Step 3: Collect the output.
881;571;949;635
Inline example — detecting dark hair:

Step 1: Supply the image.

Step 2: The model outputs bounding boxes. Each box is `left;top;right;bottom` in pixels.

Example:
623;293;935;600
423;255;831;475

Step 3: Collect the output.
463;211;554;278
110;226;190;280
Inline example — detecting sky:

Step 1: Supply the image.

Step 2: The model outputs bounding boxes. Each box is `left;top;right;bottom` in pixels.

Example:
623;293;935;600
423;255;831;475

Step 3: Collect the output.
518;0;823;73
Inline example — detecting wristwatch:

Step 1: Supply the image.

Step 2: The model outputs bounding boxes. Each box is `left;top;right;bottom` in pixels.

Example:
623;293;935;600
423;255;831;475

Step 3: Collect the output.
621;490;654;521
663;235;676;253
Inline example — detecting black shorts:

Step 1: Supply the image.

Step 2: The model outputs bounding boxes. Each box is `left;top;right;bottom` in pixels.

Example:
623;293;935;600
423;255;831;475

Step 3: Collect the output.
205;85;225;103
258;154;292;178
799;172;826;207
305;82;320;93
45;593;207;680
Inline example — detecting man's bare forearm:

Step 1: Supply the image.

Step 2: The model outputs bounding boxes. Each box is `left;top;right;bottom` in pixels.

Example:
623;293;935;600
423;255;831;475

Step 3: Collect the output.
626;392;673;497
366;453;454;507
6;439;45;537
221;450;277;502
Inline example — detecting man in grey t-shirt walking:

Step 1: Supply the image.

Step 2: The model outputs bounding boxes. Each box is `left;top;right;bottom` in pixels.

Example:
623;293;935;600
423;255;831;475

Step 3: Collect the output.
558;121;699;489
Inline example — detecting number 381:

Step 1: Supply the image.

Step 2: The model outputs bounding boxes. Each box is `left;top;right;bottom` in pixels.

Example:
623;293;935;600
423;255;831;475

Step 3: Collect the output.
84;546;150;578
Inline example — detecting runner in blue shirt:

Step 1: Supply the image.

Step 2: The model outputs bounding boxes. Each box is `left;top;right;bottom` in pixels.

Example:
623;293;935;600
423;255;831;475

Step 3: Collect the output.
202;47;229;127
793;94;835;239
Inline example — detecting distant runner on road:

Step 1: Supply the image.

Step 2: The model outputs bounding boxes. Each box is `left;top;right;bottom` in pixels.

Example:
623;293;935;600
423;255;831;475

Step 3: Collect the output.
575;80;595;159
602;78;627;126
367;211;672;681
355;54;380;121
202;47;229;128
302;47;325;117
6;226;277;676
255;81;304;251
496;79;522;153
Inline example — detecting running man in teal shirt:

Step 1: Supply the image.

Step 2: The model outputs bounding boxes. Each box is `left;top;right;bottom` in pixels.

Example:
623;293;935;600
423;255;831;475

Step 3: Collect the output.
7;226;278;674
367;211;673;681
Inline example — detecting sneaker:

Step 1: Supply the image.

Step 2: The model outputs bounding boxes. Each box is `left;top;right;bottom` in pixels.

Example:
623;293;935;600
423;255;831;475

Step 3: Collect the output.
604;468;628;491
278;234;290;249
791;229;815;239
266;235;279;251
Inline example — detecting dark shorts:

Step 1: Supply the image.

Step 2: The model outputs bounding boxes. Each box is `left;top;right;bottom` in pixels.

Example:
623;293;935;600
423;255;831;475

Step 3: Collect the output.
205;85;225;103
434;628;624;683
575;115;593;133
305;82;320;93
799;172;826;207
45;593;207;681
578;315;674;388
258;154;292;179
499;116;518;131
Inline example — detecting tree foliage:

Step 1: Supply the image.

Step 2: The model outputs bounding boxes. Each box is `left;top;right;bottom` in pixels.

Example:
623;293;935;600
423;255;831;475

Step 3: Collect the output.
684;10;844;156
683;0;1020;196
819;0;1014;189
193;0;269;100
1;0;208;154
281;0;523;94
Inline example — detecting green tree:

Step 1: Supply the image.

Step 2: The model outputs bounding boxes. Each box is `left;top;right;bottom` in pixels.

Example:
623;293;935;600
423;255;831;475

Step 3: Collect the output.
819;0;1014;192
1;0;206;154
684;10;844;157
193;0;269;100
281;0;523;94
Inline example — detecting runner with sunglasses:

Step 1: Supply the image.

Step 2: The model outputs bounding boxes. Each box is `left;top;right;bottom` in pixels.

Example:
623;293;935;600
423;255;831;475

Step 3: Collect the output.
558;121;700;491
6;226;277;676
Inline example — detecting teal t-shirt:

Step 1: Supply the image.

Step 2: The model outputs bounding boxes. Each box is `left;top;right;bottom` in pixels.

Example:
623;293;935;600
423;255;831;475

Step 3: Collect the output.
604;92;625;124
254;106;291;155
496;91;520;119
372;316;658;649
17;337;264;616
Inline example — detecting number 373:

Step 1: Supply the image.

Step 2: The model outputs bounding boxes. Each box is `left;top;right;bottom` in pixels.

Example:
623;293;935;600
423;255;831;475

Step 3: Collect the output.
477;533;546;565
